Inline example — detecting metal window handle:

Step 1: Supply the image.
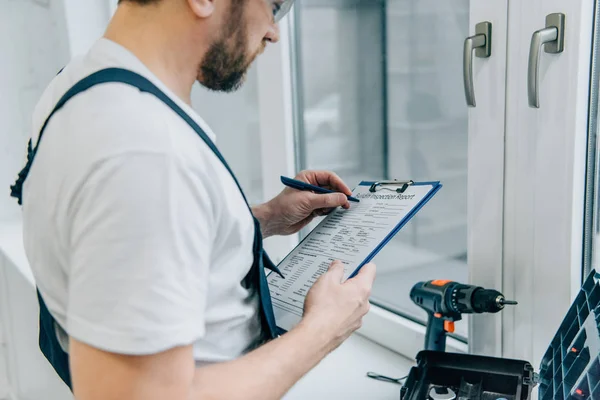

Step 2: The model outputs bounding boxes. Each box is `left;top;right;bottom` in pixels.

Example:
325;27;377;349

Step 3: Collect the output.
528;13;565;108
463;22;492;107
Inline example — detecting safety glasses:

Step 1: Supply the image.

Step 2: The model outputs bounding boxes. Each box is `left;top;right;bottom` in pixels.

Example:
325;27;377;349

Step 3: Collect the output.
273;0;295;22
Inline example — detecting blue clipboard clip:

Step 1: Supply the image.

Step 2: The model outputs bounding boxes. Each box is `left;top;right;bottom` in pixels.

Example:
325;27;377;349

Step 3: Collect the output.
369;179;415;194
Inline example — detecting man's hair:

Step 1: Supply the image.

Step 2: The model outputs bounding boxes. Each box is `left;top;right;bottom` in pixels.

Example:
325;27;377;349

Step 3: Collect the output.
117;0;161;4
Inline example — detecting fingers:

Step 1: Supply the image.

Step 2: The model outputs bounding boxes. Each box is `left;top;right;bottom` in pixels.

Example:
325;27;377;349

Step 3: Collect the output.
308;192;349;210
326;260;345;283
298;170;353;196
313;207;336;217
350;262;377;289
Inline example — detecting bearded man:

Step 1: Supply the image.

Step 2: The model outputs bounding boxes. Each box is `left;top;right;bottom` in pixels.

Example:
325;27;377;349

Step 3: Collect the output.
12;0;376;398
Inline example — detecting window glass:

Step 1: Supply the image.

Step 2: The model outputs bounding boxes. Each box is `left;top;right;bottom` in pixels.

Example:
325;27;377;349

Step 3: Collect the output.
293;0;470;339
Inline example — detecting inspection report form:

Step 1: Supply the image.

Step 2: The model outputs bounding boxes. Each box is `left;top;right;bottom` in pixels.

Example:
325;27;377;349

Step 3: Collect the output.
267;181;441;331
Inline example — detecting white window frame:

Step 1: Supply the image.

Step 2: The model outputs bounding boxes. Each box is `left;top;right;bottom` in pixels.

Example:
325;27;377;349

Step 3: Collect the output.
466;0;510;358
257;1;511;358
255;16;301;263
502;0;594;366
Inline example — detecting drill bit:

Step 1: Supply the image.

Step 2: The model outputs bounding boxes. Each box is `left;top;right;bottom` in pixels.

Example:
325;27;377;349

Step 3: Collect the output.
494;296;518;310
497;297;518;307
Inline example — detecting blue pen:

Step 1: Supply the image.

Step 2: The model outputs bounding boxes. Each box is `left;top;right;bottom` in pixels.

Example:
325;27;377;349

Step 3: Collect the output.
280;176;360;202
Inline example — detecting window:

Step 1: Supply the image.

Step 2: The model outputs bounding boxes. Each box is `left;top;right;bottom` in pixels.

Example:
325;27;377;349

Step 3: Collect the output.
291;0;470;340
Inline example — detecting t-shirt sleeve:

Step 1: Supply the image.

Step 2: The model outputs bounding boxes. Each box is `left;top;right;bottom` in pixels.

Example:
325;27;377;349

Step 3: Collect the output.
65;151;215;355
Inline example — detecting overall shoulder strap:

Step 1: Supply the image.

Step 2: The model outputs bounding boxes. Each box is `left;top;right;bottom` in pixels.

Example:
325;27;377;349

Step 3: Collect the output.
11;68;252;209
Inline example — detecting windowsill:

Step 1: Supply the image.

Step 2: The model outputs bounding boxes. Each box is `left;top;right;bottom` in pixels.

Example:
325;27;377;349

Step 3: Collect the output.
284;333;414;399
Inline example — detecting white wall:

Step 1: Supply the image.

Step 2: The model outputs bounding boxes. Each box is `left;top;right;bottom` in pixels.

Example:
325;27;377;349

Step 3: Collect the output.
0;0;75;392
0;0;71;221
62;0;112;57
0;1;73;395
191;66;265;206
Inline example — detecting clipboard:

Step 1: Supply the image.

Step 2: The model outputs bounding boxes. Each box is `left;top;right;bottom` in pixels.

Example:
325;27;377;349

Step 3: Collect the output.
347;180;442;279
267;179;442;332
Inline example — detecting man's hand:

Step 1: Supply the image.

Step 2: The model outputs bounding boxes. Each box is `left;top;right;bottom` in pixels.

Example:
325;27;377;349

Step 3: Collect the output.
301;261;376;350
252;170;353;238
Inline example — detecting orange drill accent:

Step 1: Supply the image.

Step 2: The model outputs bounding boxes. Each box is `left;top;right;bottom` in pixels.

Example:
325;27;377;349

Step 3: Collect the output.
431;280;452;287
434;313;442;318
444;320;455;333
571;347;578;353
575;389;583;396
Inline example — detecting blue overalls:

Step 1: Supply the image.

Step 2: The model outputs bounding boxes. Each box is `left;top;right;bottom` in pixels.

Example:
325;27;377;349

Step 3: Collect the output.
10;68;284;390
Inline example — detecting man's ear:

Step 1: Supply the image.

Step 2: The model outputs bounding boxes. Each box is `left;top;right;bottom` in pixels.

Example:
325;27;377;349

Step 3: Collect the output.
187;0;215;18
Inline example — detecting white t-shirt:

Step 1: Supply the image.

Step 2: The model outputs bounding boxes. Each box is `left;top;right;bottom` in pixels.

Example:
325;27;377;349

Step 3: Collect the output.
21;38;264;364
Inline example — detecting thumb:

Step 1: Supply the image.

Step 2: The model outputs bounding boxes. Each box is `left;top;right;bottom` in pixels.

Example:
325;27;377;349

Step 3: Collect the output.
350;262;376;287
326;260;345;283
310;192;348;210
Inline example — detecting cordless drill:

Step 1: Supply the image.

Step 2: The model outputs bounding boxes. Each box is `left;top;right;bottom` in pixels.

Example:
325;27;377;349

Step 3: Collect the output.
410;280;517;352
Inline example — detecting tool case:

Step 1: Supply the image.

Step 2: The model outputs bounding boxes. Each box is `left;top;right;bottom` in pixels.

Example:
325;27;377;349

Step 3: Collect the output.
400;269;600;400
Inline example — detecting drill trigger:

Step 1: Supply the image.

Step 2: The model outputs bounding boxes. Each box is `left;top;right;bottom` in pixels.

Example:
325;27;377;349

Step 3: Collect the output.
444;320;455;333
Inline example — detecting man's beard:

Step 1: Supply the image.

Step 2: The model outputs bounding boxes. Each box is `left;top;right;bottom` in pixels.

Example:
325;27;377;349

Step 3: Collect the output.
199;12;262;92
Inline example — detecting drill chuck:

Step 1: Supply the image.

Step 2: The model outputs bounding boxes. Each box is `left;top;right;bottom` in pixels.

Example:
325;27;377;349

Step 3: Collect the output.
470;288;517;313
